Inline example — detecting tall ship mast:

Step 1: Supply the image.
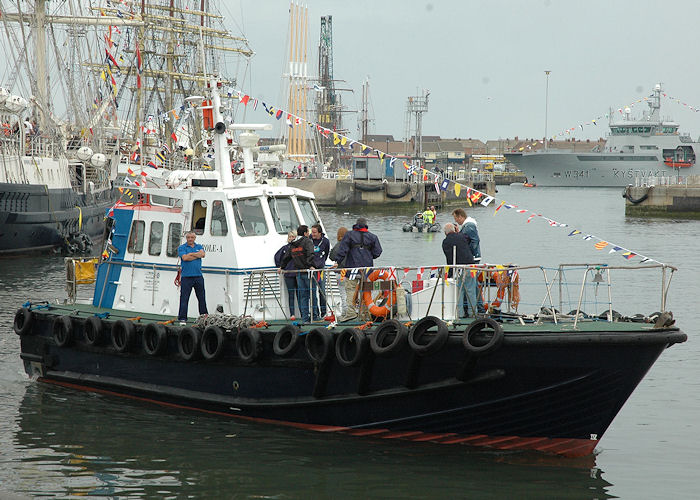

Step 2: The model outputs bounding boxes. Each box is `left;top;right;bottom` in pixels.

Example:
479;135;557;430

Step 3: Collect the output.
0;1;253;253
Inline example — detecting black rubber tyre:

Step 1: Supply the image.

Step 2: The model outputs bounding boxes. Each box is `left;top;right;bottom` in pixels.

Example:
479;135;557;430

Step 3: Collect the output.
335;328;368;367
143;323;168;356
13;308;33;336
52;315;73;348
273;325;300;357
237;328;262;363
201;325;226;361
111;320;136;353
84;316;104;346
305;328;334;364
370;319;408;356
462;318;504;355
177;327;202;361
408;316;449;356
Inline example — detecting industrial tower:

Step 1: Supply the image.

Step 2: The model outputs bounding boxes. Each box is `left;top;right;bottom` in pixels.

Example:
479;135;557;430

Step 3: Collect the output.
403;90;430;159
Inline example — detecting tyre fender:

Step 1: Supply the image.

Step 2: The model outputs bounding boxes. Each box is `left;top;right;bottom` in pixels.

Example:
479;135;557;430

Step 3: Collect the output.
143;323;168;356
13;308;33;336
111;319;136;353
273;325;301;357
305;328;334;364
370;319;408;356
53;315;74;347
408;316;449;356
335;328;368;367
462;318;504;355
236;328;262;363
201;325;226;361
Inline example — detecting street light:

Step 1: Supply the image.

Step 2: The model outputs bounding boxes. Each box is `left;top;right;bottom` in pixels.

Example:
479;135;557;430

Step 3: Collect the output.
544;70;551;151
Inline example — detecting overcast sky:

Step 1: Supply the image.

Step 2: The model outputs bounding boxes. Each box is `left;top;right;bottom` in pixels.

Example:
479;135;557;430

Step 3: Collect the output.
226;0;700;143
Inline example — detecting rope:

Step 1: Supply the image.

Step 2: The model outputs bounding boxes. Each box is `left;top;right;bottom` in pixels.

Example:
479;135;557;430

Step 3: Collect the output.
194;313;256;330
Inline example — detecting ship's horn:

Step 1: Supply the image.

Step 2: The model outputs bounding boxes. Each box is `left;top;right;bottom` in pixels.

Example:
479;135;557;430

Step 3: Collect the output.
214;122;226;134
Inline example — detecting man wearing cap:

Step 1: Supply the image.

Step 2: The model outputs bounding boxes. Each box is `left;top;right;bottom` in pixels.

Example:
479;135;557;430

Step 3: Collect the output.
332;217;383;322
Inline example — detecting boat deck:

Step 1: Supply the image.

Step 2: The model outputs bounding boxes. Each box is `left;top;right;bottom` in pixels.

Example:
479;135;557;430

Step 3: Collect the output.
32;302;661;334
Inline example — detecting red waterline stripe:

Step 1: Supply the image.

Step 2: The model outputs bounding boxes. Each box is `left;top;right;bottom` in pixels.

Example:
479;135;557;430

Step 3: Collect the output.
39;378;597;457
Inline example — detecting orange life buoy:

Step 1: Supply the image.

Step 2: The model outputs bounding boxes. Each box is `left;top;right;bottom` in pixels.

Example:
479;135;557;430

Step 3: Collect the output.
362;269;397;318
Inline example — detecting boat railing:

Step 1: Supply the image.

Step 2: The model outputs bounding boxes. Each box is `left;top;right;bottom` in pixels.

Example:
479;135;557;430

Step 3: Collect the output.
73;258;676;325
243;262;675;325
634;176;687;187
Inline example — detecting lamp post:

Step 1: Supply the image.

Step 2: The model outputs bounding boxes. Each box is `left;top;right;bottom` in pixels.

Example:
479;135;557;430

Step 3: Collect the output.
544;70;551;151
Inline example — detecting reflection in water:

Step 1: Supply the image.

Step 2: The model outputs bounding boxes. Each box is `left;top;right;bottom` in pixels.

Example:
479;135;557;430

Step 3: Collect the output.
11;384;612;499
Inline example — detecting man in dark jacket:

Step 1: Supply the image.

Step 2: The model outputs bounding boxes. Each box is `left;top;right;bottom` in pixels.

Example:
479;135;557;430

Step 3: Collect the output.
275;230;298;319
280;225;314;322
441;223;477;317
333;217;383;322
310;224;331;320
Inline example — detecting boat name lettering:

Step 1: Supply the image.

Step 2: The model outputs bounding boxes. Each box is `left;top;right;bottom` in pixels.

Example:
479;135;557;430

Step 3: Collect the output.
202;244;223;253
612;168;663;178
562;170;591;179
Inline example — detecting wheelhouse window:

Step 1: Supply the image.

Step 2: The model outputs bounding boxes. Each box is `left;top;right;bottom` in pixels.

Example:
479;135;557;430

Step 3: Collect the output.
127;220;145;254
191;200;207;235
166;223;182;257
268;196;299;234
148;221;163;256
210;200;228;236
297;198;319;226
232;198;268;236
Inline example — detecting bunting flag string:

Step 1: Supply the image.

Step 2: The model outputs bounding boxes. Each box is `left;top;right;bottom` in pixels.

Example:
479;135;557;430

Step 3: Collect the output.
157;84;660;265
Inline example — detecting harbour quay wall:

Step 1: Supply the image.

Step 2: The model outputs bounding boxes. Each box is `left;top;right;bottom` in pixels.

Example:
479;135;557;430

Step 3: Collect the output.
625;178;700;218
289;179;496;207
288;179;421;207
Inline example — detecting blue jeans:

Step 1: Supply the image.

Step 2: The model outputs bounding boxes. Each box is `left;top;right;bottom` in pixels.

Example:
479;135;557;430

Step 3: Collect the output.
311;272;326;319
179;275;208;321
458;270;478;317
284;274;298;316
296;273;311;322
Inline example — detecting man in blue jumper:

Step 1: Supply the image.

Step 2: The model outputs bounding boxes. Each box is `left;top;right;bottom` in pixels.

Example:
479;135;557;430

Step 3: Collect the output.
177;231;208;325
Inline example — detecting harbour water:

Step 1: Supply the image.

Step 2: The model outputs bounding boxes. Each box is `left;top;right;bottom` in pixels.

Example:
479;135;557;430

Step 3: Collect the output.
1;185;698;498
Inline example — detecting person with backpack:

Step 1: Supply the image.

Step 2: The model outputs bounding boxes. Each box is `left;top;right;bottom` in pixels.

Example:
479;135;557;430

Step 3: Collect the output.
275;230;298;320
280;225;315;323
332;218;382;322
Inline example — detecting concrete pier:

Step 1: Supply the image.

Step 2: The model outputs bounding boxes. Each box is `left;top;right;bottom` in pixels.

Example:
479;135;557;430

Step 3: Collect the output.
624;176;700;218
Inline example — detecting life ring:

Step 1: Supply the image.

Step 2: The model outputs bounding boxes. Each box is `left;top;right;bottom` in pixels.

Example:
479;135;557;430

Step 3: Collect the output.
13;307;33;336
83;316;104;346
370;319;408;356
462;318;504;355
362;269;397;318
177;326;202;361
111;320;136;353
143;323;168;356
236;328;262;363
408;316;449;356
335;328;368;367
201;325;225;361
273;325;301;356
53;315;74;348
305;328;334;364
231;161;244;175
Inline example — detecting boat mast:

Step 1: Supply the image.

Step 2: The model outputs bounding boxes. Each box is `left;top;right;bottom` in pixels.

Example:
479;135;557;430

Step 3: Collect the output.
35;0;47;129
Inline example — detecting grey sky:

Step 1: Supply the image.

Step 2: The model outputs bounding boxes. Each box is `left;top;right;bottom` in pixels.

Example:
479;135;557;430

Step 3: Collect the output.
230;0;700;143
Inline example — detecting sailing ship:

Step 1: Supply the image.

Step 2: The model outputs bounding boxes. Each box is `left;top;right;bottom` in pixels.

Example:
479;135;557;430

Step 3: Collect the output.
13;78;686;458
505;84;700;187
0;1;119;254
